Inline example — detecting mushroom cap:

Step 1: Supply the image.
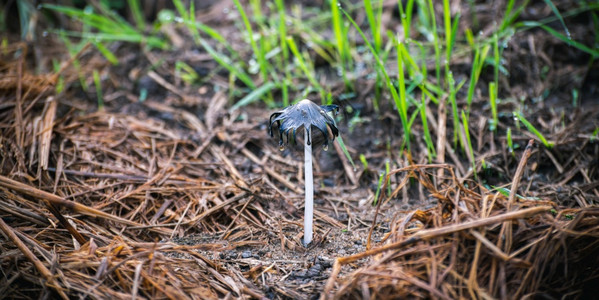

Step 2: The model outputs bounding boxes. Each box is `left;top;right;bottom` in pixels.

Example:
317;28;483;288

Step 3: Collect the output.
268;99;339;150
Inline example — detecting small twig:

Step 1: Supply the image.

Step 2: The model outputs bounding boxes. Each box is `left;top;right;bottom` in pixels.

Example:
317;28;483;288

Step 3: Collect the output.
45;201;87;245
0;175;148;228
435;94;448;180
147;70;187;100
46;167;148;181
333;141;357;185
508;139;535;208
15;46;25;150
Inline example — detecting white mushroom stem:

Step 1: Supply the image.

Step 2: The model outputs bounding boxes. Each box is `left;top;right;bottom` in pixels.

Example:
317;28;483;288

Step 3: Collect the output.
303;126;313;246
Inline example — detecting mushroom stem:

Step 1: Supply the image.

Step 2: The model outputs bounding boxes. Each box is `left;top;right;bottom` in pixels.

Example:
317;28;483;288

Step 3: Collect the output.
303;126;313;246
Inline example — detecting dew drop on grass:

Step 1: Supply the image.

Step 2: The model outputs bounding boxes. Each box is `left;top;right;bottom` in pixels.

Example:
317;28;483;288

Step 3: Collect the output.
42;31;48;37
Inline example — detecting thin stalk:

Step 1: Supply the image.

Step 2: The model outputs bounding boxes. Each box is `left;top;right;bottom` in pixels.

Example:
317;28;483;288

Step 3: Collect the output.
93;69;104;111
303;127;314;246
489;82;498;131
425;0;440;85
275;0;289;106
443;0;451;83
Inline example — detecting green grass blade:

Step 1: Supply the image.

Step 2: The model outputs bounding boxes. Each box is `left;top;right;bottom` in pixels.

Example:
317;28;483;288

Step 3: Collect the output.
341;7;410;153
514;111;554;148
507;127;514;155
466;45;490;112
542;0;570;38
199;39;255;89
500;0;530;32
93;69;104;111
373;171;385;206
126;0;145;30
396;39;411;150
427;0;441;84
489;82;498;132
336;136;357;171
397;0;415;38
275;0;290;107
359;154;368;169
286;36;325;100
331;0;350;87
519;21;599;57
233;0;270;82
93;41;119;65
443;0;452;79
230;81;277;112
364;0;384;111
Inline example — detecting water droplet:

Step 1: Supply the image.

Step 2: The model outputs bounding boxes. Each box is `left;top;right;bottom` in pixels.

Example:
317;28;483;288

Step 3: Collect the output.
401;13;406;19
565;29;571;40
36;4;42;10
223;7;230;14
323;144;329;151
42;31;48;37
174;16;183;23
279;145;285;151
478;31;483;36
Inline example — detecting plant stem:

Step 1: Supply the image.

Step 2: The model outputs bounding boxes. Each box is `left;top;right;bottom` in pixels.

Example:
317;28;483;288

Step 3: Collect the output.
303;126;314;246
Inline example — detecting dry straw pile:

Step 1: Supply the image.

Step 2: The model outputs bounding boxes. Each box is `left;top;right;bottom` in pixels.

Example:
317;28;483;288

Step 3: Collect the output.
324;160;599;299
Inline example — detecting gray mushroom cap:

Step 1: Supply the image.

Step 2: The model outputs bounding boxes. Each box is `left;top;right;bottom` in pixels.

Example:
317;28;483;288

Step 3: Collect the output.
269;99;339;150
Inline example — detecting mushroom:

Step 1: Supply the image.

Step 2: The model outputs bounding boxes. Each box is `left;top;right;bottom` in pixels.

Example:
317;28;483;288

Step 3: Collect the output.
269;99;339;246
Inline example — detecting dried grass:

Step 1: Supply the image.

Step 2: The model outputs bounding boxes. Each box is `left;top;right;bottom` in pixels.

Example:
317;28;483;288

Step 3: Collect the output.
323;157;599;299
1;34;598;300
0;44;269;299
